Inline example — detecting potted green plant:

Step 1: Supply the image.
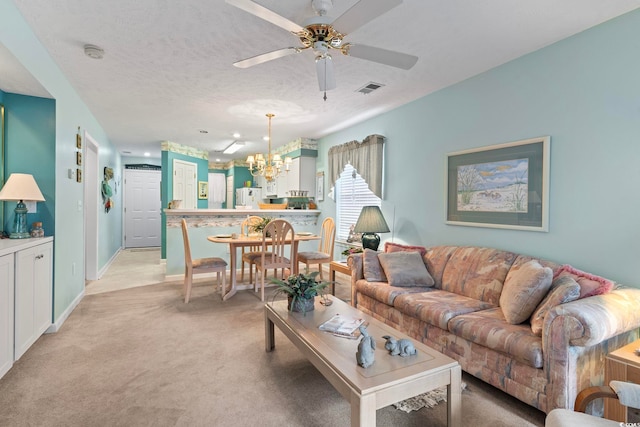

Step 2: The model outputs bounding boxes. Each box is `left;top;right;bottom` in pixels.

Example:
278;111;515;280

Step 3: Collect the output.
271;271;330;314
250;216;272;235
341;246;363;257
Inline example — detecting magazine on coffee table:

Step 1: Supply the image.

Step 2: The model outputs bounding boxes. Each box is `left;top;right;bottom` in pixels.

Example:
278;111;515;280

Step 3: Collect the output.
319;314;365;338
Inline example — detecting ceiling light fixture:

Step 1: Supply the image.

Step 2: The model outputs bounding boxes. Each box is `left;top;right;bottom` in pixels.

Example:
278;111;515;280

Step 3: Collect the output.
223;141;244;154
83;44;104;59
246;113;291;182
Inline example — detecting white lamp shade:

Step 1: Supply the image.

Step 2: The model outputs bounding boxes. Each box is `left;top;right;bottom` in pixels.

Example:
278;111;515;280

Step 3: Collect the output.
0;173;45;201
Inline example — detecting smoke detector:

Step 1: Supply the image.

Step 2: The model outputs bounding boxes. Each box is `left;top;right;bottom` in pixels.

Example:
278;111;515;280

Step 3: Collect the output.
311;0;333;16
84;44;104;59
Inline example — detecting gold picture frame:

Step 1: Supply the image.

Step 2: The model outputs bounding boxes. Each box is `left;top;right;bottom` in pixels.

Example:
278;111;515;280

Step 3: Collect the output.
76;127;82;148
77;168;82;183
76;151;82;166
198;181;208;199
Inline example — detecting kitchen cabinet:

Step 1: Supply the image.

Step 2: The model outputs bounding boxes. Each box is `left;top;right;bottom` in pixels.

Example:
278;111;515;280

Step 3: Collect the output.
14;240;53;361
0;253;14;378
277;156;316;198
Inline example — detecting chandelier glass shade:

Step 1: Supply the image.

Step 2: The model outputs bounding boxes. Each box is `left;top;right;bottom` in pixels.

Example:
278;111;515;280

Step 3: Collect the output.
247;113;291;182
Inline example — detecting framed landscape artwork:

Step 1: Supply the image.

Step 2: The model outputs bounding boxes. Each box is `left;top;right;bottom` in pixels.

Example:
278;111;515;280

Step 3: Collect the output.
446;136;550;232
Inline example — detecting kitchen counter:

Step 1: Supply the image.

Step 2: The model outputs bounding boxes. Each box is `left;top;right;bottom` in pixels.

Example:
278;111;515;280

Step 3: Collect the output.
164;208;321;228
163;209;321;277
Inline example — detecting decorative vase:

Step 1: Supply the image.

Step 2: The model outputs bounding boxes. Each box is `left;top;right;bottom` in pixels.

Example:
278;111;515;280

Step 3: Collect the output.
288;296;315;313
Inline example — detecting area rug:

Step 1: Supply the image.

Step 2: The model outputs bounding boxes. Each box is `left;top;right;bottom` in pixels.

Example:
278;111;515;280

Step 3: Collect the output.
393;382;467;412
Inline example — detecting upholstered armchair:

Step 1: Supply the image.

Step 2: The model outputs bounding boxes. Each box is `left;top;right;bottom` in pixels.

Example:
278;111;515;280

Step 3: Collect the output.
546;381;640;427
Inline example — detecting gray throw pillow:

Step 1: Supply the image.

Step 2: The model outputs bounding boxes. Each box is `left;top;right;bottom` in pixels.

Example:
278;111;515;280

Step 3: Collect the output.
378;251;435;287
529;275;581;336
363;248;387;282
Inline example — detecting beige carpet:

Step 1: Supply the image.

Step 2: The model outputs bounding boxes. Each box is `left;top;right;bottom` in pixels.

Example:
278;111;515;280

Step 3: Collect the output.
0;280;546;426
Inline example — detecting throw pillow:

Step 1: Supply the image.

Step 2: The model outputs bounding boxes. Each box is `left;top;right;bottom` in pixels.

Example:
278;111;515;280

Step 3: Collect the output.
553;265;614;298
529;276;581;336
500;260;553;325
377;251;435;287
362;248;387;282
384;242;428;258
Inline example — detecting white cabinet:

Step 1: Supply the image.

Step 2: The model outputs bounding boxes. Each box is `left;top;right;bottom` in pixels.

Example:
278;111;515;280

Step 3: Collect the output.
277;157;316;198
0;253;14;378
14;240;53;361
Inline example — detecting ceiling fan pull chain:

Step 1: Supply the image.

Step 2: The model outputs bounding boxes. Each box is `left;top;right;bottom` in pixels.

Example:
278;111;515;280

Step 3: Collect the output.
323;58;328;101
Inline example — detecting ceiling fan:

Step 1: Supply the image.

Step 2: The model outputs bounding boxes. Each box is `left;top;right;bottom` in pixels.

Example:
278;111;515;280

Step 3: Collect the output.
226;0;418;98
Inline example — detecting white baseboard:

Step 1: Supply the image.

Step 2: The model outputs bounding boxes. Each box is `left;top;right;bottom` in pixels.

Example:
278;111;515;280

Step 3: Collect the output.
97;247;122;279
46;288;85;333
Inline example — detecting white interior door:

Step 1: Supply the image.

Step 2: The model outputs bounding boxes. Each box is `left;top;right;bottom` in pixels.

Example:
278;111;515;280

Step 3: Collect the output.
172;159;197;209
124;169;161;248
226;176;234;208
84;132;99;281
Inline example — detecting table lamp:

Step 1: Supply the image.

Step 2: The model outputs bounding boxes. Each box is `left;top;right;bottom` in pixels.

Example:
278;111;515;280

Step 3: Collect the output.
353;206;390;251
0;173;45;239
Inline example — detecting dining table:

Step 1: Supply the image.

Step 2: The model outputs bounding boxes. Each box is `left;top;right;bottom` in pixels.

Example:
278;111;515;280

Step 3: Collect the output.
207;232;320;300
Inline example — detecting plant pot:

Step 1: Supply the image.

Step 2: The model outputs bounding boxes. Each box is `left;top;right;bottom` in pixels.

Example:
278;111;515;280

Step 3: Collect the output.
288;296;315;313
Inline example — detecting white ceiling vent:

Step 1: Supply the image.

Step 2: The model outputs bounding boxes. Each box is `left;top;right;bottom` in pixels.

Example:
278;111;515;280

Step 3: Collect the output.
356;82;385;95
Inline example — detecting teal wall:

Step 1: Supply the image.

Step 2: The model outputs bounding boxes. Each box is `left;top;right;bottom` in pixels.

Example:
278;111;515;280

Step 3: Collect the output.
317;9;640;287
160;150;209;258
1;0;122;322
1;93;55;236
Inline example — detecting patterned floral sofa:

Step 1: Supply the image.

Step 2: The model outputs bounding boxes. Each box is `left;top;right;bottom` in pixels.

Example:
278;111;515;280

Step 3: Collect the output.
347;243;640;414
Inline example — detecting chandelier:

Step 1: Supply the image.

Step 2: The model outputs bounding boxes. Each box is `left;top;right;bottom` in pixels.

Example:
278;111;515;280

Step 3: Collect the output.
246;113;291;182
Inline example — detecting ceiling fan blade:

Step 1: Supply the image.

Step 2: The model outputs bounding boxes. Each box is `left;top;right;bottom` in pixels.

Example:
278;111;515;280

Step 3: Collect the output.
233;47;301;68
226;0;305;34
316;56;336;92
331;0;402;35
344;44;418;70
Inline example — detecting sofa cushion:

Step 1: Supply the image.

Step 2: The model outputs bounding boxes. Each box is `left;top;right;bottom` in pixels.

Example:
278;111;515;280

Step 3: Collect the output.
355;279;434;306
378;251;435;287
529;276;581;336
500;260;553;324
448;308;544;368
362;249;387;282
384;242;428;257
394;290;494;330
441;247;518;305
423;246;459;289
554;264;615;298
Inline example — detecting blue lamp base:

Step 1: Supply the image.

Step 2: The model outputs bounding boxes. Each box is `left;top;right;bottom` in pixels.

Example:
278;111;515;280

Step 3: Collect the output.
9;201;30;239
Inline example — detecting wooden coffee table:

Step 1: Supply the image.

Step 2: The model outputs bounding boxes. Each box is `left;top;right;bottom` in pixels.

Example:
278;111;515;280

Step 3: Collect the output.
265;295;461;426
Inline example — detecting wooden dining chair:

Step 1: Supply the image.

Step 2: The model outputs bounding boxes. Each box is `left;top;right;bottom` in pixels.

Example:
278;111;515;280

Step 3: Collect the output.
181;219;227;303
296;217;335;280
240;215;264;284
253;219;295;302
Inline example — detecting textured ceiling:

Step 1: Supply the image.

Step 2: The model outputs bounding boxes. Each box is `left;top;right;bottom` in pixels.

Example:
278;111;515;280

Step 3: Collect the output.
4;0;640;161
